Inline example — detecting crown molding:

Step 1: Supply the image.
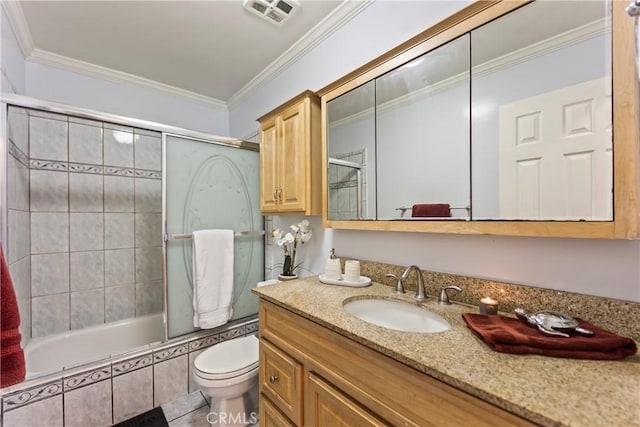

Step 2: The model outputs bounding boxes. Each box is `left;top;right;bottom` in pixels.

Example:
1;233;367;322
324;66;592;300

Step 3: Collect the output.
27;49;228;110
1;0;35;57
227;0;373;109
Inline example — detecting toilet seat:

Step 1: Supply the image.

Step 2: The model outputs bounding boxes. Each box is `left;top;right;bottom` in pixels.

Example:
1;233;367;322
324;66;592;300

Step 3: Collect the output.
194;335;259;380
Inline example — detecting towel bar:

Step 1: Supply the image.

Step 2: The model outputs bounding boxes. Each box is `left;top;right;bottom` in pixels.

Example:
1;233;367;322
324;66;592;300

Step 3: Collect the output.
165;230;266;241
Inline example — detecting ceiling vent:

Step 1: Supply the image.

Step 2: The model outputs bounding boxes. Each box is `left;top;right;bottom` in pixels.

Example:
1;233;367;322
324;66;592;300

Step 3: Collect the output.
243;0;299;25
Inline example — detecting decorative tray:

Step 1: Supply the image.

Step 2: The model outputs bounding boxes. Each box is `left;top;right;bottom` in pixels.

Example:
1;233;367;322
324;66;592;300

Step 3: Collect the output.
318;274;372;287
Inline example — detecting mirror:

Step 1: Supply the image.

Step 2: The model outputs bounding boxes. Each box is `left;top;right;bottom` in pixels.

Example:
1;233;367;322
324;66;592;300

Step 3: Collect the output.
323;0;632;236
471;0;612;220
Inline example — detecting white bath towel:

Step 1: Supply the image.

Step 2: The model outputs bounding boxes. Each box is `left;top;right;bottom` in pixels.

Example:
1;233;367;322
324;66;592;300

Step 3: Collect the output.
192;229;234;329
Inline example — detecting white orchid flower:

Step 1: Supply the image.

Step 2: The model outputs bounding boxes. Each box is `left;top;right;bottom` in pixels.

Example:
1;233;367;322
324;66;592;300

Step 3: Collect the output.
298;220;310;232
300;230;312;243
290;224;299;233
271;228;283;240
284;233;295;244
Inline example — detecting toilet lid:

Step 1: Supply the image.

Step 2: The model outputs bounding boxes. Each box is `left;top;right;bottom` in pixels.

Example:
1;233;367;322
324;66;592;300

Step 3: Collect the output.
195;335;259;377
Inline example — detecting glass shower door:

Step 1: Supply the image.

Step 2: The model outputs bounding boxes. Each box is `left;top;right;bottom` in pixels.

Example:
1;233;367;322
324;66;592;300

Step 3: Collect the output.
164;134;263;338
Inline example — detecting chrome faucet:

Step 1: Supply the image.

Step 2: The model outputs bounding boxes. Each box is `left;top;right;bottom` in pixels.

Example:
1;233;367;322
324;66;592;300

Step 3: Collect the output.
384;273;406;295
438;285;462;305
402;265;427;301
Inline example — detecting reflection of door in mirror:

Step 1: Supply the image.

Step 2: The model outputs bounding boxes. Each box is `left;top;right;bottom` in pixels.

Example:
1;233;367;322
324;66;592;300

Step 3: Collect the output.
327;81;376;220
498;78;612;220
376;35;471;220
471;0;612;221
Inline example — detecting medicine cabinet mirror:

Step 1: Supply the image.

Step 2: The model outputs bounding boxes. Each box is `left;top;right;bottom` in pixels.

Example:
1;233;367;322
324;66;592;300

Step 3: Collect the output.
320;0;639;238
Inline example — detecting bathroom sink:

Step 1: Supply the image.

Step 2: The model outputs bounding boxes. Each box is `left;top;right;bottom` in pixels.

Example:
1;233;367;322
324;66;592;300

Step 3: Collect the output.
343;298;450;333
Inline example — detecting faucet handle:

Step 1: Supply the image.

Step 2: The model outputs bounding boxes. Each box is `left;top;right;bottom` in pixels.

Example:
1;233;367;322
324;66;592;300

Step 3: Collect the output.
384;273;406;294
438;285;462;305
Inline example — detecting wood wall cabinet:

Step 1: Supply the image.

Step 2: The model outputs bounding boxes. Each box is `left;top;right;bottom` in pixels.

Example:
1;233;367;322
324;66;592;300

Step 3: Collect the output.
259;299;535;427
258;91;322;215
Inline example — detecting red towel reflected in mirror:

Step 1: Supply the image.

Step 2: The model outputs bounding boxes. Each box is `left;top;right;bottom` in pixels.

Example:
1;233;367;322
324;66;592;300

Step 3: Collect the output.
411;203;451;217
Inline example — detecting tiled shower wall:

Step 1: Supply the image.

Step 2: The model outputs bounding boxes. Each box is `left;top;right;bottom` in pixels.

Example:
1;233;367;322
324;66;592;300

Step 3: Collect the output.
6;106;163;339
328;149;367;219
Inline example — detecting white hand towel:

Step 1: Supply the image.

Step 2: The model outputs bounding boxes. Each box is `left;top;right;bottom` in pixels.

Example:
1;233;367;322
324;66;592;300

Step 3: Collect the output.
192;229;234;329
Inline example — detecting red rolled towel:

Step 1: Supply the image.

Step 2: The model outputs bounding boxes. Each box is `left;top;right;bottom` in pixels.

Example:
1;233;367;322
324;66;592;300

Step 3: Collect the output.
411;203;451;217
462;312;637;360
1;246;26;387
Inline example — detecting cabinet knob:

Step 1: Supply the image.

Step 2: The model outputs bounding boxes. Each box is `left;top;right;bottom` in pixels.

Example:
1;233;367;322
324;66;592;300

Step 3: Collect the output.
273;189;278;203
277;187;283;202
269;374;279;384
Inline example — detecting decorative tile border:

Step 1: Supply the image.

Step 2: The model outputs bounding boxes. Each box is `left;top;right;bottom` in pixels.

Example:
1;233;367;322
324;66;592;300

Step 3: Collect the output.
28;159;161;180
188;334;219;352
8;142;29;168
2;381;62;412
63;366;111;391
1;318;258;413
112;354;154;377
154;344;189;363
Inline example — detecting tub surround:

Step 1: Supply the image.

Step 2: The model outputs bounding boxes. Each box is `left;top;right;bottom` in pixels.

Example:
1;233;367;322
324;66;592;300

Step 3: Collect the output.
253;277;640;426
0;317;258;427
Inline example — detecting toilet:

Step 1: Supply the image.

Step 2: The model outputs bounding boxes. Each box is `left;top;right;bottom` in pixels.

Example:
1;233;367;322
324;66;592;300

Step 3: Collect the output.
193;334;259;426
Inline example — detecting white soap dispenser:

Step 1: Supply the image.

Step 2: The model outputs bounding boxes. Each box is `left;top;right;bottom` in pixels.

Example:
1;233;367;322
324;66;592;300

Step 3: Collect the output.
324;248;342;280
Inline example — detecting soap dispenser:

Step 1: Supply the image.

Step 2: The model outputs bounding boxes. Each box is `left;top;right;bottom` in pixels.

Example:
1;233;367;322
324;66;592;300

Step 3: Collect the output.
324;248;342;280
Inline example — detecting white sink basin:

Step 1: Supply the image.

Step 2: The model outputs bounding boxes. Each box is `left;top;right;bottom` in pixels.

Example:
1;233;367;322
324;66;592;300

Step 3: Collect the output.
343;298;451;333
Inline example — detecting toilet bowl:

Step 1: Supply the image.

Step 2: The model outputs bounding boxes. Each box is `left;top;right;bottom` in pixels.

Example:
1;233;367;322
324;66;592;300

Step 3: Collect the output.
193;334;259;426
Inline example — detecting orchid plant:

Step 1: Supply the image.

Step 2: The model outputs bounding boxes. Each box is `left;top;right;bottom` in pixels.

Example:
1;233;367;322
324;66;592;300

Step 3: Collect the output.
271;220;312;276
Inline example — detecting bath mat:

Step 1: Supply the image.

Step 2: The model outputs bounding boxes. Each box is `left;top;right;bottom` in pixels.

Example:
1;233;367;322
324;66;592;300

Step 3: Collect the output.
113;407;169;427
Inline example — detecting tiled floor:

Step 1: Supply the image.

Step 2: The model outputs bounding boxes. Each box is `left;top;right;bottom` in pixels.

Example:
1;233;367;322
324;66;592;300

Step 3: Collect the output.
161;391;260;427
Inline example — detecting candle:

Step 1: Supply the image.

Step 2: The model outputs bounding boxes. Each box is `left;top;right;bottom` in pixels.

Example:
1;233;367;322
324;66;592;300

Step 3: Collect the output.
479;297;498;315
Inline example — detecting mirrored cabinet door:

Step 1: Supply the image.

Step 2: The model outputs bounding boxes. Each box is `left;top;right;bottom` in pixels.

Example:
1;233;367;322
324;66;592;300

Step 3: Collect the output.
326;80;376;220
376;35;470;220
471;0;612;221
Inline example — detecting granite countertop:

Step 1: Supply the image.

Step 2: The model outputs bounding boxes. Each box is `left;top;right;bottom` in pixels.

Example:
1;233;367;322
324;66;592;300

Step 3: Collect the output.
253;276;640;427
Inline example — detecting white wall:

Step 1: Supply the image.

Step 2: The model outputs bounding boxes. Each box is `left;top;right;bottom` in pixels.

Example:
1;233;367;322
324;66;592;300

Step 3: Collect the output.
234;1;640;303
1;5;26;94
25;62;230;135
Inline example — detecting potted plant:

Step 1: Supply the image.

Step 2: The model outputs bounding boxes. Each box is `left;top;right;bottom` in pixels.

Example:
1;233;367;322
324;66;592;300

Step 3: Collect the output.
271;220;312;281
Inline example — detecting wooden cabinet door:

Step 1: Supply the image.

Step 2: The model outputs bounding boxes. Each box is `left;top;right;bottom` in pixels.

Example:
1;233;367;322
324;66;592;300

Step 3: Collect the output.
260;115;279;212
260;339;303;425
306;373;387;427
278;100;308;212
260;394;296;427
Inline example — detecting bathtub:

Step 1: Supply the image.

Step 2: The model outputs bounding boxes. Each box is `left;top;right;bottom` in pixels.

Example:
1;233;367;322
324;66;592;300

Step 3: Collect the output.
24;313;164;378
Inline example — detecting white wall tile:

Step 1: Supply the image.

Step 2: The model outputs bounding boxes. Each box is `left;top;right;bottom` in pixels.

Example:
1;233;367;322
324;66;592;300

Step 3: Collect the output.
70;213;104;251
154;354;188;407
3;395;63;427
136;281;163;316
8;209;30;262
29;116;68;161
134;133;161;171
30;170;68;212
105;285;135;322
8;155;29;211
69;122;103;165
104;176;134;212
105;248;135;287
104;213;135;249
69;173;103;212
135;246;162;283
9;257;32;347
104;128;133;167
32;293;70;338
112;366;153;423
8;107;29;155
70;288;104;330
134;213;162;247
63;379;112;427
31;253;70;296
70;251;104;291
31;212;68;254
134;178;161;213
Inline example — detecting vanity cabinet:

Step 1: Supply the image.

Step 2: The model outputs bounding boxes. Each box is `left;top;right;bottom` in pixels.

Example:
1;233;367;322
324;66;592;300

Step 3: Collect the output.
258;299;535;427
258;91;322;215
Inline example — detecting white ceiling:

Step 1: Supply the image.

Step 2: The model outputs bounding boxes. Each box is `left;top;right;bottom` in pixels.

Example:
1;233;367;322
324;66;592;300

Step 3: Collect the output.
7;0;368;107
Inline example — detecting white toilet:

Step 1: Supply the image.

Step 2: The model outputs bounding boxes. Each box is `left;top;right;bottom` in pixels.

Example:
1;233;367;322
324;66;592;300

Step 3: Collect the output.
193;334;259;426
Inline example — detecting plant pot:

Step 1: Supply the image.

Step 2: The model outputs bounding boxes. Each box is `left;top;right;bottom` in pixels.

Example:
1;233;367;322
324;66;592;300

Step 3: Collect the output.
278;274;299;282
